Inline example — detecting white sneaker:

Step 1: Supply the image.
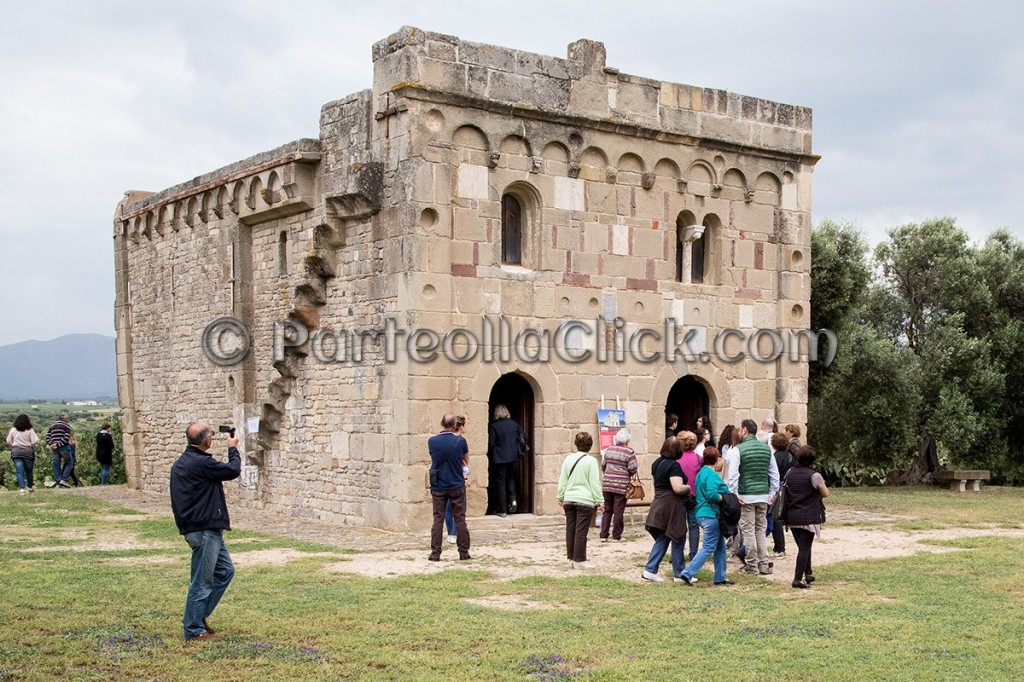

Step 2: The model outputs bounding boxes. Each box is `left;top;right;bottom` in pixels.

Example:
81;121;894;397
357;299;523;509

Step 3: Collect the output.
568;560;575;569
641;570;664;583
674;576;698;584
19;489;27;496
574;561;596;569
447;535;457;544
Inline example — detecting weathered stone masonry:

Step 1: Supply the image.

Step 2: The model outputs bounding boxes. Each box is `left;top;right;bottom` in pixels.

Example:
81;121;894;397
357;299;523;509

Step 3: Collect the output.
114;27;817;529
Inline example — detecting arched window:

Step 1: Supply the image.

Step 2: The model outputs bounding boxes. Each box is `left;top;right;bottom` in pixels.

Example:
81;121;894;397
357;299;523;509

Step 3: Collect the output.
501;193;523;265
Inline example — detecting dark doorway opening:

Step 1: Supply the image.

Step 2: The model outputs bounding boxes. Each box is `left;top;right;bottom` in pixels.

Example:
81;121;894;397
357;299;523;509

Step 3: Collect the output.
665;376;710;438
487;373;535;515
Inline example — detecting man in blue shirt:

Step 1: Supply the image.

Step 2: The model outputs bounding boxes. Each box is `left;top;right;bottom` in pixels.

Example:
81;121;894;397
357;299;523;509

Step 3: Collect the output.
428;414;471;561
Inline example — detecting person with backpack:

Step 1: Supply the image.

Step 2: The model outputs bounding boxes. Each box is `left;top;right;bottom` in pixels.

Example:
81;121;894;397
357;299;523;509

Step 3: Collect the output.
769;432;796;557
556;432;604;569
677;447;734;586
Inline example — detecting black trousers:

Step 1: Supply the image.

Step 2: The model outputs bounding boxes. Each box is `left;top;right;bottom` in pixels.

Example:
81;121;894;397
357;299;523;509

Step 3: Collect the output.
563;503;594;562
431;488;470;558
791;527;815;582
492;461;518;513
600;492;627;540
770;503;786;552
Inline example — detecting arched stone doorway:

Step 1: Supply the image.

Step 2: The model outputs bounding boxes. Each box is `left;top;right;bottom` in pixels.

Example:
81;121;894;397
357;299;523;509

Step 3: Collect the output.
487;373;535;515
666;376;711;437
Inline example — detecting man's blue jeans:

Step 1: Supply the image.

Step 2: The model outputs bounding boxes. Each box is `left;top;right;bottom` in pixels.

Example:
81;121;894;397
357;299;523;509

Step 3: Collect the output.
13;457;34;489
682;516;727;583
99;464;110;485
644;530;685;578
51;446;74;483
183;529;235;639
445;498;455;535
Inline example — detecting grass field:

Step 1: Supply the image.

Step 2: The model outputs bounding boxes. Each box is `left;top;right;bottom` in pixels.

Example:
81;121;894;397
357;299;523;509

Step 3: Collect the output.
2;487;1023;681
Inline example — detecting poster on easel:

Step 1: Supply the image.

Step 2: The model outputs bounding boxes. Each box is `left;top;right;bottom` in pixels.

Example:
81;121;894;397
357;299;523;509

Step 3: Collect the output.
597;408;627;454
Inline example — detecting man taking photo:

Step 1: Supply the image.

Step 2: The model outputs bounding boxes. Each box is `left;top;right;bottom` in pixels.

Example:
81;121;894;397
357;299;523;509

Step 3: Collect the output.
170;422;241;641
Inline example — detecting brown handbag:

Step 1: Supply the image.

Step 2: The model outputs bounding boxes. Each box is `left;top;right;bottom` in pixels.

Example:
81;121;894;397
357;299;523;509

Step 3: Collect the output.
625;473;645;500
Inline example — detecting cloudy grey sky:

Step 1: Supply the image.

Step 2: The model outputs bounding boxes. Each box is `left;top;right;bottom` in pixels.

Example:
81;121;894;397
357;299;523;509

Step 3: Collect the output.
1;0;1021;347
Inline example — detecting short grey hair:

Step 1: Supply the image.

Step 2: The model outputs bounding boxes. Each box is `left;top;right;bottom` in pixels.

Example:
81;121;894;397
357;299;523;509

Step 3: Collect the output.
493;404;511;421
613;428;631;445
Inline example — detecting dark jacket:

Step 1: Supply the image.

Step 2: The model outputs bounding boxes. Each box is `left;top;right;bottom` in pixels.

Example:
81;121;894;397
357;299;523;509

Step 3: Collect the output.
95;429;115;466
487;418;523;465
717;492;742;539
774;449;795;481
169;444;241;535
783;465;826;526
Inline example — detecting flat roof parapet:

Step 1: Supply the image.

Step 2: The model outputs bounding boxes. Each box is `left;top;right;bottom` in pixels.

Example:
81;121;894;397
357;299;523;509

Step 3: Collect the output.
372;26;812;157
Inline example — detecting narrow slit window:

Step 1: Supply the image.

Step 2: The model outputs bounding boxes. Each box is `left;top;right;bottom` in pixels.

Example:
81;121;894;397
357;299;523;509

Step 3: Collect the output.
501;194;523;265
691;232;705;284
278;231;288;276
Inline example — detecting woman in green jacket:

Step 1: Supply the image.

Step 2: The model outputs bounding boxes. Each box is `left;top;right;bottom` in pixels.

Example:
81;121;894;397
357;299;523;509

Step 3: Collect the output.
678;447;734;586
557;432;604;569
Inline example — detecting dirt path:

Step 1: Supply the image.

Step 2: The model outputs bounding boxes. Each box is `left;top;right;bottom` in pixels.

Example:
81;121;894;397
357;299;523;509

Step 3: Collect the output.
65;486;1023;584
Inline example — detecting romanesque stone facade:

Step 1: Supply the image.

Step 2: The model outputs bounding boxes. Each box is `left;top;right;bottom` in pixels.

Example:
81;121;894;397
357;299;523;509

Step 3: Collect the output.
114;27;817;529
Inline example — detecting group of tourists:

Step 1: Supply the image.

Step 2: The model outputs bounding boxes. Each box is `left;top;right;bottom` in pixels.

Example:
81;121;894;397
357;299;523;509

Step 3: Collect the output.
556;414;828;590
4;413;116;493
424;405;829;590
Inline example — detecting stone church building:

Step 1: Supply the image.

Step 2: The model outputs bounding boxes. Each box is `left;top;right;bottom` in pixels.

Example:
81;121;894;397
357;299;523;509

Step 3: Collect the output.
113;27;817;529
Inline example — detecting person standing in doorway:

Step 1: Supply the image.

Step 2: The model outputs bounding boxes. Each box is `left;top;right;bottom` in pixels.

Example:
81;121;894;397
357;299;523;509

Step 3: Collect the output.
429;414;471;561
169;422;241;641
665;413;679;441
487;404;524;517
599;428;638;542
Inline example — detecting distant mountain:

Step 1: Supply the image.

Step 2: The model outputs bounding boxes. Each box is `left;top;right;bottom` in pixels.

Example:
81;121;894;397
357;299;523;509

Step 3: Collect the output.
0;334;116;401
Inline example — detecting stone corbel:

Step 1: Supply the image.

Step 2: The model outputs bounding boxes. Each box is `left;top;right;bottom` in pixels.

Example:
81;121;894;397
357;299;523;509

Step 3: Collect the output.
641;172;656;190
529;156;543;173
677;178;688;193
744;188;755;203
711;183;723;197
568;162;581;179
488;151;501;168
605;168;617;184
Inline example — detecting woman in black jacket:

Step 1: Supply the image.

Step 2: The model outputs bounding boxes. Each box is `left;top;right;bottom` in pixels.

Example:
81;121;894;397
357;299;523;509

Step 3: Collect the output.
783;445;829;589
487;405;524;517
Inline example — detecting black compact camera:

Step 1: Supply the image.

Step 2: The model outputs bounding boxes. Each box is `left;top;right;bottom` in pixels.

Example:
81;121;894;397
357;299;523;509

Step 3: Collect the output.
218;425;236;437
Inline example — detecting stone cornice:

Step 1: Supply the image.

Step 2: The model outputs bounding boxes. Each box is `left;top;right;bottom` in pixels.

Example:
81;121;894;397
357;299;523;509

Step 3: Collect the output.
389;85;820;167
116;138;322;221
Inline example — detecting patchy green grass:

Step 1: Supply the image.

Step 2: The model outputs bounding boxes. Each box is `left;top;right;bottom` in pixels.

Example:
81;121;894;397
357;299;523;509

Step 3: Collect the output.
2;489;1024;680
828;485;1024;525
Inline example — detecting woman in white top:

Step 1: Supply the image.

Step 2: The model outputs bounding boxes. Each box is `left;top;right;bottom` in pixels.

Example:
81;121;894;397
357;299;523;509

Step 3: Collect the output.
6;414;40;494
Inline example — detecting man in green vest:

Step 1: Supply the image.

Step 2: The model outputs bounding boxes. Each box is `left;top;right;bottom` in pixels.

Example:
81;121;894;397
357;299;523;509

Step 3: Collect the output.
727;419;780;575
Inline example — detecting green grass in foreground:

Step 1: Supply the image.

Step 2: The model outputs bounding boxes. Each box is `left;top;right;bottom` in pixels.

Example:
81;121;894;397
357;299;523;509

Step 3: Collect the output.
1;488;1024;681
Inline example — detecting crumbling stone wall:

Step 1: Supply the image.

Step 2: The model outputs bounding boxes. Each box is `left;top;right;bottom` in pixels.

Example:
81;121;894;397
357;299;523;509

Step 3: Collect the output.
115;27;816;529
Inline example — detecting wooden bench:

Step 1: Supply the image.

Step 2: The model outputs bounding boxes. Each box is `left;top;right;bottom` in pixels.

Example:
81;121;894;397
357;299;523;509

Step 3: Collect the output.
936;470;991;492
